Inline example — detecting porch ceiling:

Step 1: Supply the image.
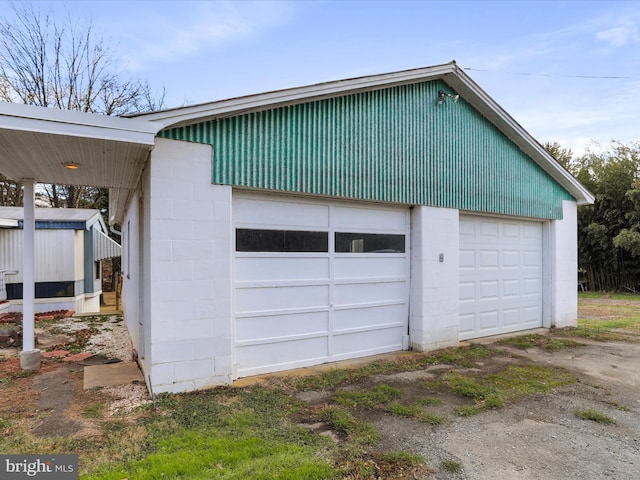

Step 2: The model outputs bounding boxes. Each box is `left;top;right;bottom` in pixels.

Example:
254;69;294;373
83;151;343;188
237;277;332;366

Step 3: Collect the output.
0;102;160;222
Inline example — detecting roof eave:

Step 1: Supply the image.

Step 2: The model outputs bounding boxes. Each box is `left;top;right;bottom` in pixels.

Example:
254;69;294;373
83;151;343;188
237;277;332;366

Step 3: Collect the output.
133;61;594;206
132;62;459;129
0;101;160;144
443;72;595;205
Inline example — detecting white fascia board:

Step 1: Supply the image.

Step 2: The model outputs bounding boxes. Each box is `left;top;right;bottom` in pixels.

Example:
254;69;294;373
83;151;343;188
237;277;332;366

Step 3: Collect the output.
0;102;161;145
445;72;595;206
83;210;107;232
133;62;458;128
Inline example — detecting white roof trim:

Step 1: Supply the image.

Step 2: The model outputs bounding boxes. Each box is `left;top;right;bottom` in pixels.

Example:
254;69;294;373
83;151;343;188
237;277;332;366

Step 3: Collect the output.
0;101;161;145
133;60;593;206
132;63;457;128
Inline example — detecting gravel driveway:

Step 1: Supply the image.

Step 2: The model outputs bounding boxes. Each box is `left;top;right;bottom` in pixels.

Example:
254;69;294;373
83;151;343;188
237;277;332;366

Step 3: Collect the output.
372;339;640;480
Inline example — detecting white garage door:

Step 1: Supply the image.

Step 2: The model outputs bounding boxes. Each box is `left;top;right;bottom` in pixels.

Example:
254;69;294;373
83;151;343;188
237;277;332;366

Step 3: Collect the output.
233;194;410;378
459;215;543;340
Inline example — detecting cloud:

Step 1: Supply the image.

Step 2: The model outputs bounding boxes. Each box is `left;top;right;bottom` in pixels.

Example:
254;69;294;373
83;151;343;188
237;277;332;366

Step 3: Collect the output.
596;20;640;47
130;1;294;64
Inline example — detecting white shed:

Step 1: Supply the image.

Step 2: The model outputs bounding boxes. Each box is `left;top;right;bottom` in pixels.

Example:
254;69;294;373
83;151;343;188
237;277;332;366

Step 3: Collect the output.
0;207;121;314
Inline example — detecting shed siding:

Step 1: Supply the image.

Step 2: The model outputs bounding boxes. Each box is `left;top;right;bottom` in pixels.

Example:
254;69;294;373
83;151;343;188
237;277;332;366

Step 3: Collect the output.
0;229;77;283
161;80;573;219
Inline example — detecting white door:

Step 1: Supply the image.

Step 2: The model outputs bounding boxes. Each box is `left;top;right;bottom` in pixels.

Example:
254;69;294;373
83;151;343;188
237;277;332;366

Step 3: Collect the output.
233;193;410;378
459;215;543;340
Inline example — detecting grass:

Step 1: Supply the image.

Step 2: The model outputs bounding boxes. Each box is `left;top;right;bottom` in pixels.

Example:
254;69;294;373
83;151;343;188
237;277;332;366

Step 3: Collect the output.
575;408;617;425
570;292;640;341
295;343;498;391
385;402;448;425
455;405;480;417
498;333;584;351
82;402;106;419
440;459;463;474
443;364;576;412
335;383;447;424
75;345;501;478
578;292;640;301
555;322;638;342
88;432;333;480
319;406;379;447
335;384;401;409
84;386;336;480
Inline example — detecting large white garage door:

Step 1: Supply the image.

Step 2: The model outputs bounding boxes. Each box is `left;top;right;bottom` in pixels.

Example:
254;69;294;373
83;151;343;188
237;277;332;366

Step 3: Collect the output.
459;215;543;340
234;194;410;378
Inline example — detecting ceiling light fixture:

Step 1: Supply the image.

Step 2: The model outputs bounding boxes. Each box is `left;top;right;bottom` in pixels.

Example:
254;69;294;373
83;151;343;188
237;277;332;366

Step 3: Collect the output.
63;162;80;170
437;90;460;105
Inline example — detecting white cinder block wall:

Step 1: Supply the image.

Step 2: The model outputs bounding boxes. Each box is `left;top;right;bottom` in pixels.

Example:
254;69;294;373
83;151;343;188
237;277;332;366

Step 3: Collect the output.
410;206;460;351
550;200;578;327
122;139;580;394
145;138;233;394
122;190;142;358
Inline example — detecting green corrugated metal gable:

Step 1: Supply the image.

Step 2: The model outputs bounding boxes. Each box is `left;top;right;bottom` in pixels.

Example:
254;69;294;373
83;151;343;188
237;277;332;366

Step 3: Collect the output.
160;80;573;219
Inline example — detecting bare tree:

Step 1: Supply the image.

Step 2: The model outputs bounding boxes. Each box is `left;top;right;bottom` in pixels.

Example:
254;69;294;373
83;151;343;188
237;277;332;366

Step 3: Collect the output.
0;1;164;114
0;174;23;206
0;1;165;208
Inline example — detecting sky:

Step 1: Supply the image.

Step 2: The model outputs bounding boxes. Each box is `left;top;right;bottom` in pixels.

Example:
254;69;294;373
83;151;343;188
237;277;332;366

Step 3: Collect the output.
4;0;640;157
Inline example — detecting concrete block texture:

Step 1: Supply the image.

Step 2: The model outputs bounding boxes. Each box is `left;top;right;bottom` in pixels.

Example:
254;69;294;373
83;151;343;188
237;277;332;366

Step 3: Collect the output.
410;206;460;351
142;138;233;393
551;201;578;327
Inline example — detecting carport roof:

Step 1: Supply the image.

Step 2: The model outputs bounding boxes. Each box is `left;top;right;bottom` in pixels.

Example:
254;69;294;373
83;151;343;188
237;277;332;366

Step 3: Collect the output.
0;101;161;224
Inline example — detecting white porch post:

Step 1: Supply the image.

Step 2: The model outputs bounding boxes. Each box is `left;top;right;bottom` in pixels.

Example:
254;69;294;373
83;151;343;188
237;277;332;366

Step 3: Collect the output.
20;178;40;370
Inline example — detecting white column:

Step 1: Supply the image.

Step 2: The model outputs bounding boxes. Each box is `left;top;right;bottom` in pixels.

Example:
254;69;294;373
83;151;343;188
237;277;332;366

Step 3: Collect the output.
550;200;578;328
20;179;39;370
410;206;460;351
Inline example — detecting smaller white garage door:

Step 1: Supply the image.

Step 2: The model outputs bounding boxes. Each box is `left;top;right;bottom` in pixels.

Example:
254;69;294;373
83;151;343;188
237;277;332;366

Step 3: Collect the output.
459;215;543;340
234;194;410;378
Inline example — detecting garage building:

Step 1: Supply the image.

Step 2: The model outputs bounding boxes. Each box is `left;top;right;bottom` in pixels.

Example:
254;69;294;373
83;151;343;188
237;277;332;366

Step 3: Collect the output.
108;61;593;394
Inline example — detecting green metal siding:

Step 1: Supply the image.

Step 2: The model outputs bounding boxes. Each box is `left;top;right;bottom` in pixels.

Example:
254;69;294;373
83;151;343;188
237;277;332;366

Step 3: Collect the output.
160;80;573;219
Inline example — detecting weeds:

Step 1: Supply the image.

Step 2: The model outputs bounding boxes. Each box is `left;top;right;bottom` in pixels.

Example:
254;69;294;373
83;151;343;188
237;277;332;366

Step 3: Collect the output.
417;396;444;406
455;405;480;417
440;459;463;473
82;402;105;419
575;408;617;425
444;364;575;412
295;343;499;391
385;402;448;424
319;406;379;447
498;333;584;351
335;384;401;409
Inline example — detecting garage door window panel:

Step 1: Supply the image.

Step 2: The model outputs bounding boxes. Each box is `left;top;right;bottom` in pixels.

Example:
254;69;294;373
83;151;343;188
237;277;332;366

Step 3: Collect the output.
236;229;328;252
335;232;405;253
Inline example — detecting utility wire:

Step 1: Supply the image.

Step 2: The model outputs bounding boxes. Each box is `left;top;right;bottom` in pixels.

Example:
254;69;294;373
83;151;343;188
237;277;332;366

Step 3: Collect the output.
463;67;631;79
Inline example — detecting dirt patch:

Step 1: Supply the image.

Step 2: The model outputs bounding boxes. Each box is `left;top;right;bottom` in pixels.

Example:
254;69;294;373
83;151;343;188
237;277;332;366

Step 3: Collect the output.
0;313;150;441
31;367;84;437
